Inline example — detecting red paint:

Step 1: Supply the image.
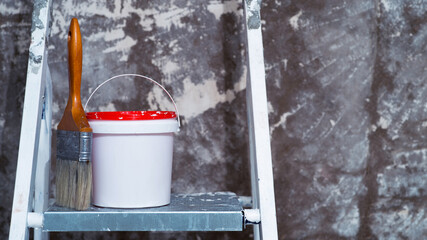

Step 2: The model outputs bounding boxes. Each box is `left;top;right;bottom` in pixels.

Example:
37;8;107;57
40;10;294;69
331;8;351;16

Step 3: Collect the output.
86;111;176;121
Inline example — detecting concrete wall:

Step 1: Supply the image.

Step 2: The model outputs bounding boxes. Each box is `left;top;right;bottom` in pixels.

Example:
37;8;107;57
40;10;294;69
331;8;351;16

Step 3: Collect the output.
1;0;426;239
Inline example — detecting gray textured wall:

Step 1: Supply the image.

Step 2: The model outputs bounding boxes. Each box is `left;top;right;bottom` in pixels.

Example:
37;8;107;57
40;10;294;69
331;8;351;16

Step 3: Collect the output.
1;0;427;239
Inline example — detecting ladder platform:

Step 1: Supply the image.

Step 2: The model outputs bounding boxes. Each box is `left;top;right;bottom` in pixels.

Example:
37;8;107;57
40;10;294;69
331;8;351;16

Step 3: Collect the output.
43;192;244;232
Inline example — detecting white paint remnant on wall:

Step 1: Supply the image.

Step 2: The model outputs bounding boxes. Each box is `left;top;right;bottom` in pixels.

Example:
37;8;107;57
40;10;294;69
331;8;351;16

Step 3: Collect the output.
391;31;401;38
103;28;126;41
289;10;303;31
398;205;409;218
163;61;180;77
52;0;240;36
102;36;137;61
380;0;392;12
332;204;360;237
267;101;274;114
234;65;247;92
150;6;197;30
99;102;117;112
52;102;59;114
377;116;390;129
271;112;293;133
147;74;246;119
150;64;247;119
0;2;30;15
50;10;67;36
207;0;240;20
51;0;188;35
112;0;122;16
146;86;175;112
174;78;234;119
270;104;305;133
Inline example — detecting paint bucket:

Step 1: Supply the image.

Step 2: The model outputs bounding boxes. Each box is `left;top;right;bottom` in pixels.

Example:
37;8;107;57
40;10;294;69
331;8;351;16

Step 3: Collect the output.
85;74;180;208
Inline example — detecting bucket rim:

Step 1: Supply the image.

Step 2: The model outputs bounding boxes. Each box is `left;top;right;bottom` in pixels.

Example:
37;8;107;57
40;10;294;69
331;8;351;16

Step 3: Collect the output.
86;111;176;121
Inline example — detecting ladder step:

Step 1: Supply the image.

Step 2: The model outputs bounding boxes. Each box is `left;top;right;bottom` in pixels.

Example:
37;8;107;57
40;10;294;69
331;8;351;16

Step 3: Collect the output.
43;192;244;232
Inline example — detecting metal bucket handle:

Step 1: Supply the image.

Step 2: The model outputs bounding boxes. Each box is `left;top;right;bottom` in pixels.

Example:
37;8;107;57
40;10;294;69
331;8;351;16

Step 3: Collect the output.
84;73;180;128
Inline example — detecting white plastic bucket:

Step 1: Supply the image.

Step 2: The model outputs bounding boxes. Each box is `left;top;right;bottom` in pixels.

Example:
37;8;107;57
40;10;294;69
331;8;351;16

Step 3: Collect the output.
85;74;180;208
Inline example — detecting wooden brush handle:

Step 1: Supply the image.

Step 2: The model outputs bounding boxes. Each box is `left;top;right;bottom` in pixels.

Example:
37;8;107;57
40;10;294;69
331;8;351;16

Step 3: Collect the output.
58;18;92;132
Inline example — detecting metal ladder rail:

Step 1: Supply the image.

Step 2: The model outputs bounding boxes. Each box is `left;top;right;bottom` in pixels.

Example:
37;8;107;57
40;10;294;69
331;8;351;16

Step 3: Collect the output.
33;58;53;240
243;1;279;239
9;0;53;239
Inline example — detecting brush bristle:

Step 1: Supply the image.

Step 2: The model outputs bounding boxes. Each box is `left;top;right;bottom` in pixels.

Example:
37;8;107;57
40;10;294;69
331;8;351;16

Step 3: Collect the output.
56;159;92;210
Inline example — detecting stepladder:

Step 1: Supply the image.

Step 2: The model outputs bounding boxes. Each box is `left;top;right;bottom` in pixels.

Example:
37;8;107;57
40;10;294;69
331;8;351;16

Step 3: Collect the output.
9;0;278;239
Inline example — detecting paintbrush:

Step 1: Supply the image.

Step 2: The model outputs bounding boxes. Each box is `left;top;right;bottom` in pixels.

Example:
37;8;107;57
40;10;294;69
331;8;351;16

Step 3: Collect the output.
55;18;92;210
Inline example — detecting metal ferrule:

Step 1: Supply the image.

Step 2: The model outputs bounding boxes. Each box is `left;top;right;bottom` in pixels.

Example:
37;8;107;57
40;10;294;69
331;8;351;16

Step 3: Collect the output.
79;132;92;162
57;130;92;162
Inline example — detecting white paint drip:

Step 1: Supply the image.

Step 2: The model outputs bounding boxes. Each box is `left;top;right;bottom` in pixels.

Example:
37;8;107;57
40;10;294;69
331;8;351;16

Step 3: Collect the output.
289;10;302;31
